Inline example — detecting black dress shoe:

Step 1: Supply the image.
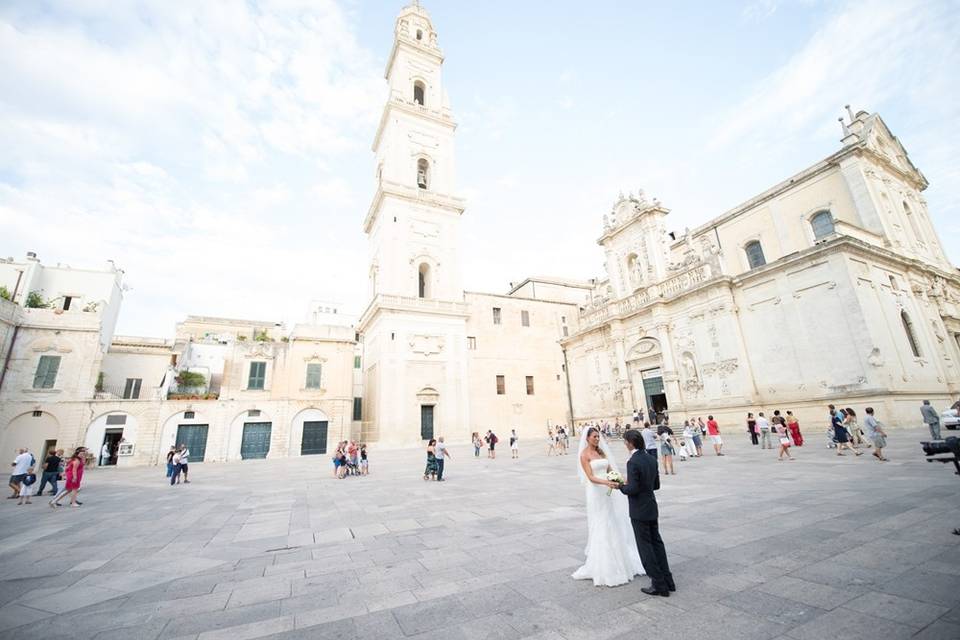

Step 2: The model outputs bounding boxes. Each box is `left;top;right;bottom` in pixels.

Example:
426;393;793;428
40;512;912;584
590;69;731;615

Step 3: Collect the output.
641;586;670;597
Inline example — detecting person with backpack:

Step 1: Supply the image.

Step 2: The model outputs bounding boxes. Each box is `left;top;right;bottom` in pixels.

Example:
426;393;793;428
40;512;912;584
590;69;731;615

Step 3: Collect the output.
486;431;499;459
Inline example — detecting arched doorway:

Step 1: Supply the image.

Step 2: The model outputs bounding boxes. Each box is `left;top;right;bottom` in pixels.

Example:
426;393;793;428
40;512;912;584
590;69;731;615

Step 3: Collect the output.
1;411;59;464
626;339;667;421
290;407;330;456
417;387;439;440
85;411;139;467
227;408;274;460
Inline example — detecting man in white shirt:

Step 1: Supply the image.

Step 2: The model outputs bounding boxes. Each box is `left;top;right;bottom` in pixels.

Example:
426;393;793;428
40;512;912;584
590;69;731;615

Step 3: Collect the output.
9;448;33;498
435;437;450;481
100;442;111;466
756;413;772;449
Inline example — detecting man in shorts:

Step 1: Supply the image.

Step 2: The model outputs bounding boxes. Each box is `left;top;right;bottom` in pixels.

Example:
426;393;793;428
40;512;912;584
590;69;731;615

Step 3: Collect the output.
8;448;33;499
706;416;724;456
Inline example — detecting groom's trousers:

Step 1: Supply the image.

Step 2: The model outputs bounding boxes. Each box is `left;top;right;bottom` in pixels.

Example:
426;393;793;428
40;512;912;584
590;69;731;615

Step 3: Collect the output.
631;518;672;591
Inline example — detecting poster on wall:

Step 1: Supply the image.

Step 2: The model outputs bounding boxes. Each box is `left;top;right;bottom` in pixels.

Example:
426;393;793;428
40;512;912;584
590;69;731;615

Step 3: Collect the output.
118;443;135;456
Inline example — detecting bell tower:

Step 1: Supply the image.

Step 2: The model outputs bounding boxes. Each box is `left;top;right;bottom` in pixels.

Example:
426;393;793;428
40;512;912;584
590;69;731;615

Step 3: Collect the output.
358;2;470;446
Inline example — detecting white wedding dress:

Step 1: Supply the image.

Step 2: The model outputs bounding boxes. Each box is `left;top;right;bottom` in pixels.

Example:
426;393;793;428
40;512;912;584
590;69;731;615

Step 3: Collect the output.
571;457;646;587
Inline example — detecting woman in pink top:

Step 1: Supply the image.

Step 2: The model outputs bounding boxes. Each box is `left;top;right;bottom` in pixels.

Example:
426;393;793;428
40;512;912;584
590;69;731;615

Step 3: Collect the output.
50;447;85;508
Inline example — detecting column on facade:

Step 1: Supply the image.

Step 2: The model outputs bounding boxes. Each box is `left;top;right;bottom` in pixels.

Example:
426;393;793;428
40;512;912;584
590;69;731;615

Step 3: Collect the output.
728;303;761;403
611;329;631;415
655;322;681;408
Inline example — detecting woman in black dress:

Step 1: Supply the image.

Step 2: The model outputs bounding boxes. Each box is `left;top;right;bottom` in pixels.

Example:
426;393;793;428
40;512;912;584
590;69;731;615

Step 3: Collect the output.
423;439;439;480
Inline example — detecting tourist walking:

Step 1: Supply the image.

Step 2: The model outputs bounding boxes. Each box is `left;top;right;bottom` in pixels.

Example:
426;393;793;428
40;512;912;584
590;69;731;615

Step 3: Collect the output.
706;416;724;456
473;432;483;457
774;415;795;460
658;427;676;475
920;400;942;440
641;423;658;458
862;407;889;461
435;437;450;481
786;411;803;446
50;447;85;508
844;408;868;448
757;412;772;449
546;429;557;456
8;448;33;499
829;405;862;456
424;439;439;480
165;446;176;478
510;430;519;459
746;413;758;446
485;431;498;459
169;447;183;485
17;466;36;505
36;448;61;496
178;445;191;483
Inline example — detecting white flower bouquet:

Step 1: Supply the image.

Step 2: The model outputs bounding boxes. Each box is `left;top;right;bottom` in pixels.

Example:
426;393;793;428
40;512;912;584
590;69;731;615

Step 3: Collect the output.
606;470;623;495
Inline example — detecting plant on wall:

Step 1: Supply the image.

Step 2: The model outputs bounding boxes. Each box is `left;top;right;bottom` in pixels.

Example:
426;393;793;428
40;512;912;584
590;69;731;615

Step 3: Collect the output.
0;286;10;301
25;291;49;308
253;330;270;342
175;370;206;389
95;372;105;393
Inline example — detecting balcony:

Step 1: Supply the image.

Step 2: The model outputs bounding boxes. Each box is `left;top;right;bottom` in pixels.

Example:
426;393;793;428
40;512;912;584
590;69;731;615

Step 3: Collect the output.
167;385;219;401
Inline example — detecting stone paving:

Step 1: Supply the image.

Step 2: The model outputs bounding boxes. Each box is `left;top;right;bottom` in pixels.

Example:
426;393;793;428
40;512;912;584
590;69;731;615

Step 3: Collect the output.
0;427;958;640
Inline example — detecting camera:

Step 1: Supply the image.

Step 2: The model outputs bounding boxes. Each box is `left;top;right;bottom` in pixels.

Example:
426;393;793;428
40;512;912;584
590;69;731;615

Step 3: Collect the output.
922;436;960;475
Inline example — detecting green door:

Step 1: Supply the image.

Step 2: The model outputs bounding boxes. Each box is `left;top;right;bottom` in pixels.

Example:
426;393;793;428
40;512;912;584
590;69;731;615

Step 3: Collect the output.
176;424;208;461
241;422;272;459
300;421;328;455
420;405;434;441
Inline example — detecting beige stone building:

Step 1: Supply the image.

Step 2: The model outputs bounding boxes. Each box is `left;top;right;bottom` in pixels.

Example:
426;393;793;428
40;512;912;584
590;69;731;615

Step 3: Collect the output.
562;107;960;430
3;4;959;466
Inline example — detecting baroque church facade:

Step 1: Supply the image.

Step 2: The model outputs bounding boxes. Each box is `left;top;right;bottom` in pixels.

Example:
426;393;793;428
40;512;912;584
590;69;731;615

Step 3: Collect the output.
2;3;959;466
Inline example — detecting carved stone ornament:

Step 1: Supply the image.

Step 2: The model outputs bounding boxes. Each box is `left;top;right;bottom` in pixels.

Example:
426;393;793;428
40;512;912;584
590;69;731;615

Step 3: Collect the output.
867;347;884;367
409;334;445;356
700;358;739;377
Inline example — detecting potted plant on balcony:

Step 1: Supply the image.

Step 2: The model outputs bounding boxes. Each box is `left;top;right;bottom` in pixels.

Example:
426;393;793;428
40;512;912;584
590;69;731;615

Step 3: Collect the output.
170;371;207;400
25;291;49;308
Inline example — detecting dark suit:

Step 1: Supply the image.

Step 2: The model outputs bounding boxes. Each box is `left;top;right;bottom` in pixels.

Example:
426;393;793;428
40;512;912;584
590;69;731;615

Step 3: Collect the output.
619;448;673;592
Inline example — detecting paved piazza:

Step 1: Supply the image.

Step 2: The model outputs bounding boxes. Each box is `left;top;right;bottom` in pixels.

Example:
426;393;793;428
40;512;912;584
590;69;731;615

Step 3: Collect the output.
1;429;959;640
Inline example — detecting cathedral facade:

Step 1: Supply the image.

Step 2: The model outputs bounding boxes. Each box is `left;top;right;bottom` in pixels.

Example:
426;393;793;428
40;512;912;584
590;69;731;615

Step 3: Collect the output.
561;109;960;430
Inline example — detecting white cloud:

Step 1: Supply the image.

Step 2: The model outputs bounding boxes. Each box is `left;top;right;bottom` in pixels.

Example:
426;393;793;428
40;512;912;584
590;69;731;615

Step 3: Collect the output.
0;0;381;336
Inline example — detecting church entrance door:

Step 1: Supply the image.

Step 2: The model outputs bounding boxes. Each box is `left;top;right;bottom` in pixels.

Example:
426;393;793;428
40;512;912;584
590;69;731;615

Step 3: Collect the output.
641;368;668;421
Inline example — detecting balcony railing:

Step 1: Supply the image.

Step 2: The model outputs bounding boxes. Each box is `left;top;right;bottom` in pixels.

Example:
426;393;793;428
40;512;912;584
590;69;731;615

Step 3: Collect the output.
167;385;218;401
93;383;156;400
578;263;715;331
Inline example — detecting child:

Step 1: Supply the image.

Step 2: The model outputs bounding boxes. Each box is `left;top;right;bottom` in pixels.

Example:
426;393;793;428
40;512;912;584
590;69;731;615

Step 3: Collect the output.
18;467;37;505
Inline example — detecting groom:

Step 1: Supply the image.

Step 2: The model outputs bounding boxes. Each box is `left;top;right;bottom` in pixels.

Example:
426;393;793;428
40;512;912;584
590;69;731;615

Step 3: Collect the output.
617;429;675;597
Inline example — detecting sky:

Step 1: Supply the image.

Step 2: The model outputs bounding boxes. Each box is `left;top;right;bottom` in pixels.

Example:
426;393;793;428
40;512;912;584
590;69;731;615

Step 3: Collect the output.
1;0;958;337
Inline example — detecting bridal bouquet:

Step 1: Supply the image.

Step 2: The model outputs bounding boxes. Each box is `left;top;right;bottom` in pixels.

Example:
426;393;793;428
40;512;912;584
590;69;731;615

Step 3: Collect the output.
606;470;623;495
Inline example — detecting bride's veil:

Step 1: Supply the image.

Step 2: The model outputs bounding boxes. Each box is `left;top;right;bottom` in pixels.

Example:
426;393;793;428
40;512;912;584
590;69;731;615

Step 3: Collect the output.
576;426;621;485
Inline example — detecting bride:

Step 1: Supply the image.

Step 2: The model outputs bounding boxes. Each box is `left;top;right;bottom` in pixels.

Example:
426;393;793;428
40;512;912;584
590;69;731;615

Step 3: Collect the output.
571;426;646;587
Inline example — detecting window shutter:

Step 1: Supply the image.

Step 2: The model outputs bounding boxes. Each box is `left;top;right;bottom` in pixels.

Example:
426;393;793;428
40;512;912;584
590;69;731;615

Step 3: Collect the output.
33;356;60;389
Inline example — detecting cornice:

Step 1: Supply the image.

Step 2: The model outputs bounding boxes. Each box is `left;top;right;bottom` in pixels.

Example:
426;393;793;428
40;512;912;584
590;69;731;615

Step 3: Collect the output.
362;182;465;234
371;99;456;153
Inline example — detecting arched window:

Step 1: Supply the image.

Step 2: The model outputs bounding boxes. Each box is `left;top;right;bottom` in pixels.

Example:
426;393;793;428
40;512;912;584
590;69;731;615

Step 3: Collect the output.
811;210;835;240
900;310;921;357
416;158;429;189
413;81;425;106
418;263;431;298
744;241;766;269
903;201;924;245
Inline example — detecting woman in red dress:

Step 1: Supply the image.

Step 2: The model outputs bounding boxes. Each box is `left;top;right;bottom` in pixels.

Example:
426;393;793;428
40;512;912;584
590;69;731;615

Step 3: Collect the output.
50;447;85;508
786;411;803;446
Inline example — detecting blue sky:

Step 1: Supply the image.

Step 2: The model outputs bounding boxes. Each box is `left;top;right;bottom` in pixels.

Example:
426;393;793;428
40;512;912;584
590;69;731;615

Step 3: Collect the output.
1;0;958;337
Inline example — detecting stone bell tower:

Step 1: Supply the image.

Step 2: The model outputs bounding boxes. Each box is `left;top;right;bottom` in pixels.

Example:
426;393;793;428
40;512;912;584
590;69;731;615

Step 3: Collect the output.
357;2;470;446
